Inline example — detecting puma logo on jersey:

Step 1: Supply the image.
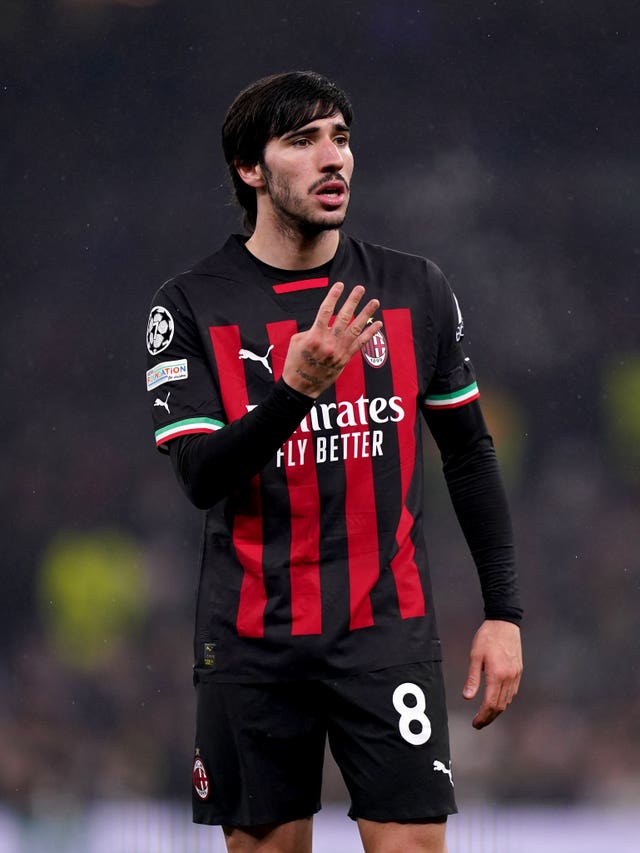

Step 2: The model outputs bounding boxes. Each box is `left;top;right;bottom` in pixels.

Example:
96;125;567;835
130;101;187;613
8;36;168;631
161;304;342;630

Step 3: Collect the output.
154;391;171;413
238;345;274;374
453;293;464;342
433;760;454;786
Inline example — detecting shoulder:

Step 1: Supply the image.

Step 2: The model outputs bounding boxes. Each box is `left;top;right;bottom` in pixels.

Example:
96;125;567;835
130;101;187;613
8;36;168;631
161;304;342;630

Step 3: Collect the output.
152;234;252;306
342;233;446;284
189;234;251;279
341;235;458;336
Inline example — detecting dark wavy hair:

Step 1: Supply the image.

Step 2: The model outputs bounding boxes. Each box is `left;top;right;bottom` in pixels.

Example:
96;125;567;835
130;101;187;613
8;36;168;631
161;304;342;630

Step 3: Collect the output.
221;71;353;232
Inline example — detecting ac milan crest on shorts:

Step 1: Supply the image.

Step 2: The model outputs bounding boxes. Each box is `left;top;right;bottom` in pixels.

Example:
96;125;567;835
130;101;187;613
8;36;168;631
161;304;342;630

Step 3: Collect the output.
192;750;210;801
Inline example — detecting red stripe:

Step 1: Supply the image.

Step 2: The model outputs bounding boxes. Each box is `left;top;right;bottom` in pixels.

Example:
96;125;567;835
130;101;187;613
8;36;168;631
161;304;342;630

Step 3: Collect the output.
267;320;322;635
209;325;267;637
383;309;426;618
272;277;329;294
335;357;379;630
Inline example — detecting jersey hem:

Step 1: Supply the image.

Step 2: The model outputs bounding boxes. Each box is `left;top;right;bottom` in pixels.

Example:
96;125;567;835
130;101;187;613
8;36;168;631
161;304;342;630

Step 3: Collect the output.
192;645;443;684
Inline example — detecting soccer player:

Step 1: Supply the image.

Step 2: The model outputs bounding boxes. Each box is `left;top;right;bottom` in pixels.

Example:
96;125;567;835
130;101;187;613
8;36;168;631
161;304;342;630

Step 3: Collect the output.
145;71;523;853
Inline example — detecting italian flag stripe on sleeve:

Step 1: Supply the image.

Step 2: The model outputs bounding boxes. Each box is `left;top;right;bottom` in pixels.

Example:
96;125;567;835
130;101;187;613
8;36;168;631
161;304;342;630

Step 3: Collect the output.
423;382;480;410
155;417;223;446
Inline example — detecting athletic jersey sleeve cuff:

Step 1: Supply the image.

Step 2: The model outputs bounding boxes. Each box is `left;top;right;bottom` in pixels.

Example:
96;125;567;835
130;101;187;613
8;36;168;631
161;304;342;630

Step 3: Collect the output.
277;378;316;409
483;608;523;625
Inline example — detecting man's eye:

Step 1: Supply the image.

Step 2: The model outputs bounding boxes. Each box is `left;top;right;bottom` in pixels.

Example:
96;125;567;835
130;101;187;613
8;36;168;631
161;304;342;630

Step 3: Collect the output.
292;138;311;147
335;136;350;146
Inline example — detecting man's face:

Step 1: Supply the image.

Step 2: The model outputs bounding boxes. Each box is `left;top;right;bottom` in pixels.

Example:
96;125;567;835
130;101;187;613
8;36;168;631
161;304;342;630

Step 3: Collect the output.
259;112;354;235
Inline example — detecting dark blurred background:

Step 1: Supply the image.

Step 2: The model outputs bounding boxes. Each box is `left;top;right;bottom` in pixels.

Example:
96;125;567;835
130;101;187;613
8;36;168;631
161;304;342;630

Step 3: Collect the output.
2;0;639;830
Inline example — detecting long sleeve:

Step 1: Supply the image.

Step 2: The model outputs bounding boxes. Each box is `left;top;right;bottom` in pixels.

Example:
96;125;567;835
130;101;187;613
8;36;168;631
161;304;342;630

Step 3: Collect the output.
168;378;315;509
424;399;523;623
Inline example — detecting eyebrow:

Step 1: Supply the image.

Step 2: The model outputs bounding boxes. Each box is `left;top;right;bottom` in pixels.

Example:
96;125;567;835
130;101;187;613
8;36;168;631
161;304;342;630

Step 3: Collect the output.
281;121;350;141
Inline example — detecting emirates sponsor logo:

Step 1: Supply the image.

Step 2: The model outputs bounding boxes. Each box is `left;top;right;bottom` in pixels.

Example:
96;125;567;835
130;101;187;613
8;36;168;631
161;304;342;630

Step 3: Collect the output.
298;394;405;433
276;431;384;467
246;394;408;469
362;329;388;368
247;394;405;434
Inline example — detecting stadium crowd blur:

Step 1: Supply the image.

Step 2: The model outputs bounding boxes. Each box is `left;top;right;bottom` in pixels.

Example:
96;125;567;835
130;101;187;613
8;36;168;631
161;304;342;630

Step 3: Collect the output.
2;0;639;818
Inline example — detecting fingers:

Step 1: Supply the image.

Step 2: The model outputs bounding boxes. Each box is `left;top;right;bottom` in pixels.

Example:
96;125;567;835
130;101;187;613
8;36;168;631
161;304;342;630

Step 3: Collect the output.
463;656;482;702
314;281;346;330
470;671;521;730
472;685;502;730
464;620;523;730
314;282;380;343
331;284;369;335
349;301;382;343
282;281;382;397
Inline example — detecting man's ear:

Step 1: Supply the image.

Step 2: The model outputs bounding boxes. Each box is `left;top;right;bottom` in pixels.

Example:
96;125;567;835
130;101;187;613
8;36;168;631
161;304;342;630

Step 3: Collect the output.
234;160;265;188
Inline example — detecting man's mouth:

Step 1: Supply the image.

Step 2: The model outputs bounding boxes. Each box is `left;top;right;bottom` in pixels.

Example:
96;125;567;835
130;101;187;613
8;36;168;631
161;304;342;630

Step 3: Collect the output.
313;179;349;207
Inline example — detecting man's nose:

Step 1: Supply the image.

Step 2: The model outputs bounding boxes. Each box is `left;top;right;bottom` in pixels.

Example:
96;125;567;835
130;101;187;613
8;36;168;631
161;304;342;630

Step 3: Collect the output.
318;139;344;171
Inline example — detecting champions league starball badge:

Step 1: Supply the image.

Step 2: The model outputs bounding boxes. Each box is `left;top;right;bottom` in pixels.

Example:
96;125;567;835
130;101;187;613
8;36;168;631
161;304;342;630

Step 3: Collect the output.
146;305;175;355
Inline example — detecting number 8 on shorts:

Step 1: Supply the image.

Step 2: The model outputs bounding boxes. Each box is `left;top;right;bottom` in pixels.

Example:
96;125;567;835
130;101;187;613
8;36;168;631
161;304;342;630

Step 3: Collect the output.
392;682;432;746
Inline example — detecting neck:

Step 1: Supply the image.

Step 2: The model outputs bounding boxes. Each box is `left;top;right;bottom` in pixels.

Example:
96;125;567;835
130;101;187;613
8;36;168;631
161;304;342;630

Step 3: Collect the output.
244;223;340;270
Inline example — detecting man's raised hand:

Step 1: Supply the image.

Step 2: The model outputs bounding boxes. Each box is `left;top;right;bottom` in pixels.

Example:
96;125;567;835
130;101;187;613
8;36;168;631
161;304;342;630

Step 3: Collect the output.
282;282;382;398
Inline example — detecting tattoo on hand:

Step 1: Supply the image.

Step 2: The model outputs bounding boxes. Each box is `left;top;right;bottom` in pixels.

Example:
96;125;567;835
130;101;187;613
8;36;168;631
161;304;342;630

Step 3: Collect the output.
295;368;321;386
301;350;338;369
301;350;322;368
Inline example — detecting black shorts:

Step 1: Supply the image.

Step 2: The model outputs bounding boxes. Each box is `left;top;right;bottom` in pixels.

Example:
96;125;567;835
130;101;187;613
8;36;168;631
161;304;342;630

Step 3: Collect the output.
191;661;457;827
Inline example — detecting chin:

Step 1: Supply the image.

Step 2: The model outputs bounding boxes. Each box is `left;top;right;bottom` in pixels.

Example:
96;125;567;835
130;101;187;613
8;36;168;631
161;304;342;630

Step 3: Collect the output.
299;221;344;239
309;211;348;232
275;205;348;237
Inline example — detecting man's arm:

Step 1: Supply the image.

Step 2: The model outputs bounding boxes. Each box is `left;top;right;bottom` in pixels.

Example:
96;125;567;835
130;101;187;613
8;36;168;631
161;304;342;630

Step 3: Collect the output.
424;399;523;729
169;379;314;508
170;282;382;508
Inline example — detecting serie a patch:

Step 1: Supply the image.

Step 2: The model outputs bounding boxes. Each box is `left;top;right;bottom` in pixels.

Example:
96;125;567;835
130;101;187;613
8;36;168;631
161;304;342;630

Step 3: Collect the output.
146;358;188;391
203;643;216;668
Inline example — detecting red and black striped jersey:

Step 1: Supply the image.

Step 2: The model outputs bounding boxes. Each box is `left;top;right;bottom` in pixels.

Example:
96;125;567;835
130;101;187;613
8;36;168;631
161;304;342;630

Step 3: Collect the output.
146;234;481;681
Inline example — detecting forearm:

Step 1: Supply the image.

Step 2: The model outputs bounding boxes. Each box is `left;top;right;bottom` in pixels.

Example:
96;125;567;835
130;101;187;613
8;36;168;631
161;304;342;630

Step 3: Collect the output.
443;438;522;623
425;401;523;623
169;379;314;509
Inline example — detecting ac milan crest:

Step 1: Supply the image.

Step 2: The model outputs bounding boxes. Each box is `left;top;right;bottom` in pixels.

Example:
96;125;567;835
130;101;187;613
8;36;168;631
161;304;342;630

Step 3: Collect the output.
362;329;388;368
192;752;210;800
